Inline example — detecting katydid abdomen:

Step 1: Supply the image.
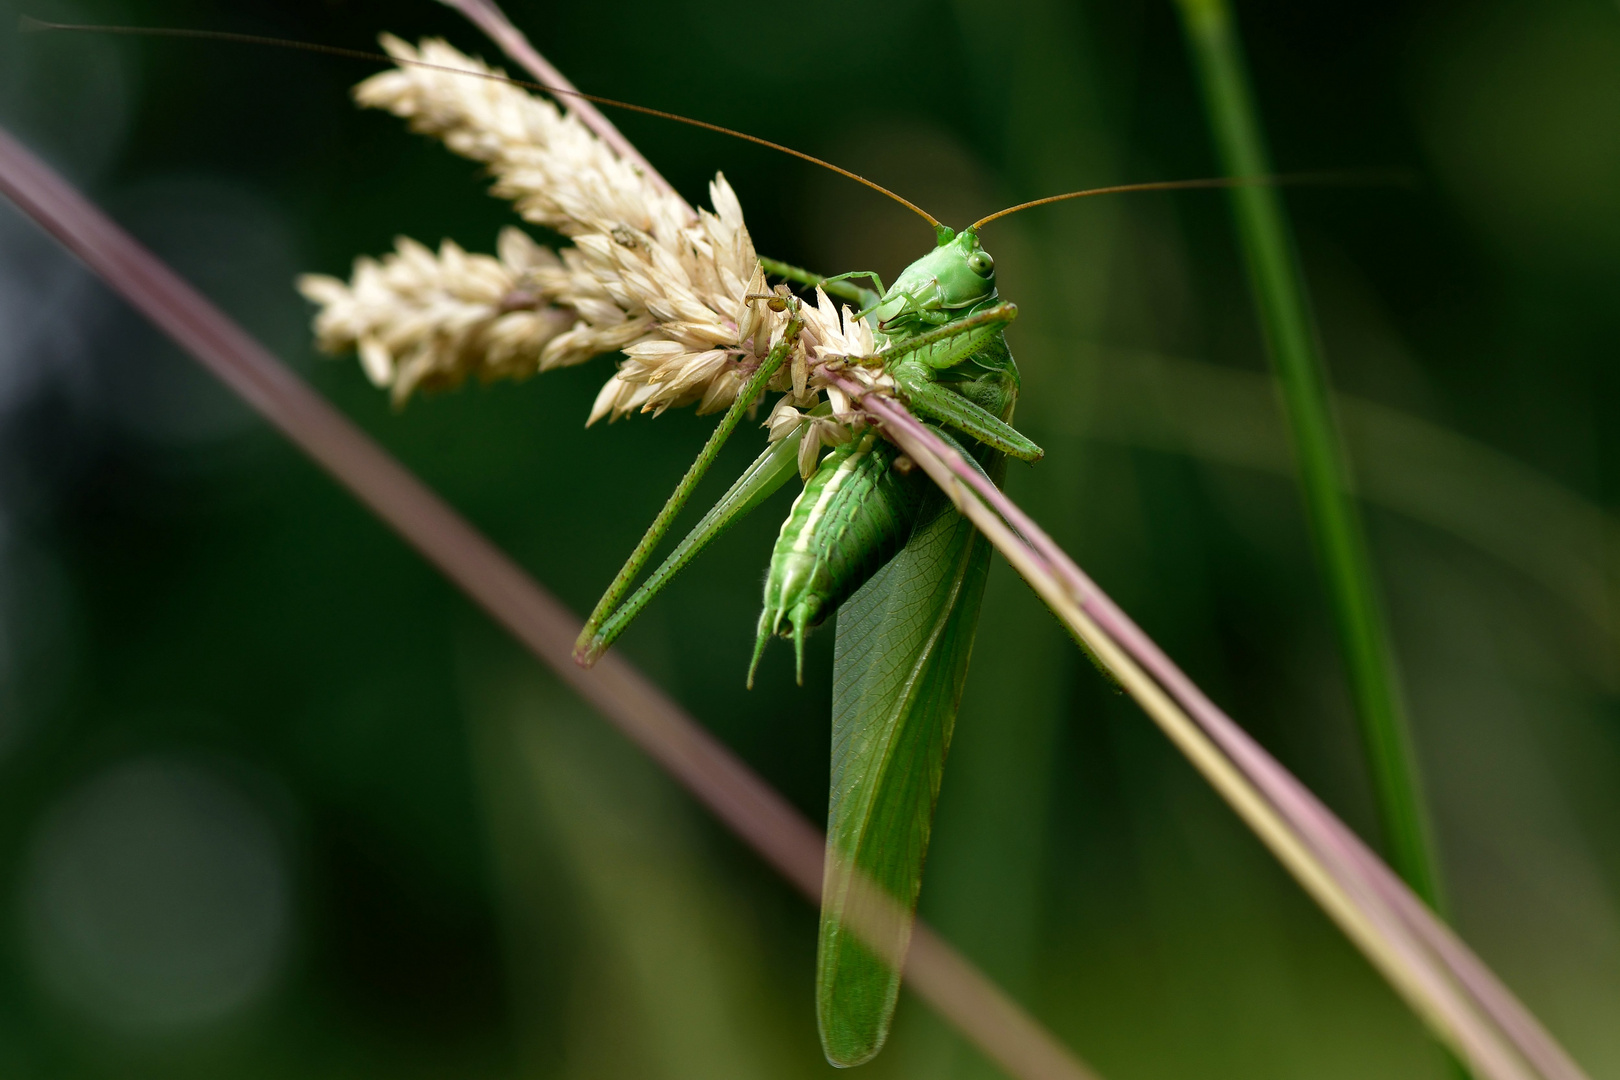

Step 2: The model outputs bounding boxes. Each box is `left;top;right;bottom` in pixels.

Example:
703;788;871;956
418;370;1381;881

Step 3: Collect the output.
750;429;925;685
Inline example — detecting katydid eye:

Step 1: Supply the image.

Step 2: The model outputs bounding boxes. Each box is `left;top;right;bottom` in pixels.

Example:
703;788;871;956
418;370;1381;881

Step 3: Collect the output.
967;251;994;277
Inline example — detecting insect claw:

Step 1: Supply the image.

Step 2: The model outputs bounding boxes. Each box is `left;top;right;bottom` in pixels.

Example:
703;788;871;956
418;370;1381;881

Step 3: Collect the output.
747;622;770;690
748;605;786;688
793;623;807;686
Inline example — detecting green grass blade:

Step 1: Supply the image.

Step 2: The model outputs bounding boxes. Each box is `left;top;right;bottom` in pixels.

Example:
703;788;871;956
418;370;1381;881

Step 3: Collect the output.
819;442;1002;1067
1172;0;1443;909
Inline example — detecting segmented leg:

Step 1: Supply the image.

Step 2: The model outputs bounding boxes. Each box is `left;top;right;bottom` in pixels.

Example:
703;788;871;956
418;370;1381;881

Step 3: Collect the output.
864;283;953;327
815;269;887;309
581;430;805;663
882;302;1016;368
891;360;1044;462
878;302;1042;461
758;258;880;308
574;307;804;664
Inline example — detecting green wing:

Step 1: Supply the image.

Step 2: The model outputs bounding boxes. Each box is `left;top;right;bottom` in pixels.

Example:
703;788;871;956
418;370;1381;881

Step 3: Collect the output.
817;436;1002;1066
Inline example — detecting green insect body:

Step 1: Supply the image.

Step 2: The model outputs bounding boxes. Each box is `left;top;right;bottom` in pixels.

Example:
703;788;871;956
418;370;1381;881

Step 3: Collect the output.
578;225;1042;1068
747;229;1032;681
797;230;1035;1066
820;431;1004;1064
751;429;924;684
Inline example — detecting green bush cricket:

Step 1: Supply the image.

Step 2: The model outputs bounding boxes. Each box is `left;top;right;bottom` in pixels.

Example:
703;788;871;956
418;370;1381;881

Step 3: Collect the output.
572;218;1043;1065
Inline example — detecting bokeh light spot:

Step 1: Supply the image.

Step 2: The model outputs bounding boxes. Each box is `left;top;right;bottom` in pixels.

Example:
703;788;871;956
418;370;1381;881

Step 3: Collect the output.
20;755;291;1034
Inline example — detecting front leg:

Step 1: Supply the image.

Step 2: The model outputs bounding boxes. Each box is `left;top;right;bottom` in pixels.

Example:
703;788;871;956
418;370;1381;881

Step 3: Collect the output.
865;282;953;328
883;302;1017;369
817;269;886;310
891;359;1044;463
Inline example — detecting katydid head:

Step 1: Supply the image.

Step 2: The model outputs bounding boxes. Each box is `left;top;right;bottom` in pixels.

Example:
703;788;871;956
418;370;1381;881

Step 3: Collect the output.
870;229;998;330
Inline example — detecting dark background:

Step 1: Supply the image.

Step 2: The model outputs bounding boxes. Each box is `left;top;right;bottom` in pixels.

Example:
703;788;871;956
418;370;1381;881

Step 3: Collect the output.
1;0;1618;1077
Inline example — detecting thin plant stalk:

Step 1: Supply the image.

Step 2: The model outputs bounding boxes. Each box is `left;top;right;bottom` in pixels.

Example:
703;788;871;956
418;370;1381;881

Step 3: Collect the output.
832;370;1587;1080
0;124;1097;1080
1171;0;1443;908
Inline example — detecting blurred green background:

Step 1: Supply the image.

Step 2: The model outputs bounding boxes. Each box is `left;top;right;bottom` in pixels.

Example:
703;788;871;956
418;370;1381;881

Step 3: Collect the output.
2;0;1619;1077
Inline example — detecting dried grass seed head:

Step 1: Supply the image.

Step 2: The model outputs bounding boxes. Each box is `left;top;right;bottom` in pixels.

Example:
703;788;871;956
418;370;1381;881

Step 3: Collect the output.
299;35;790;420
297;227;573;404
753;287;890;475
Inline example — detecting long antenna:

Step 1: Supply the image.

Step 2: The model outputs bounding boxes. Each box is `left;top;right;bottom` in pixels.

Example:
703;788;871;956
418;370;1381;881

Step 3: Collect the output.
970;172;1403;230
19;16;943;229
